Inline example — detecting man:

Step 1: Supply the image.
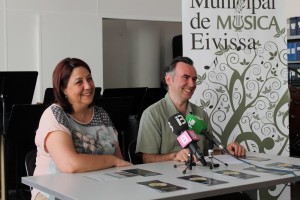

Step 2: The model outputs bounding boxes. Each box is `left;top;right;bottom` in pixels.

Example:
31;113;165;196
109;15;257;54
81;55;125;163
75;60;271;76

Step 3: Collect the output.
136;56;246;164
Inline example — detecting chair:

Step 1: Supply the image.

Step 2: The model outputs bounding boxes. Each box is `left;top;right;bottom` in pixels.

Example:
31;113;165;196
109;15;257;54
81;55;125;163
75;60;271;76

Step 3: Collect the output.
25;149;37;177
24;149;37;195
172;34;182;58
102;87;147;115
4;104;46;200
127;140;143;164
138;87;166;119
94;96;135;161
43;88;55;107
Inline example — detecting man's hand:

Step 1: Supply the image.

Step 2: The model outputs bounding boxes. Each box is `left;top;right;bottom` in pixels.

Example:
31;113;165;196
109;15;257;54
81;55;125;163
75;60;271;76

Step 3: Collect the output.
226;142;246;157
173;149;194;162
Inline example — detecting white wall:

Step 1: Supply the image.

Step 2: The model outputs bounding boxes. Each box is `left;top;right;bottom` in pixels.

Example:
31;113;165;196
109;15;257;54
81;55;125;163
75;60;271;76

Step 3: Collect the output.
0;2;6;70
103;20;181;88
1;0;298;102
3;0;103;103
0;0;181;103
99;0;181;21
103;19;129;88
40;13;102;93
287;0;300;18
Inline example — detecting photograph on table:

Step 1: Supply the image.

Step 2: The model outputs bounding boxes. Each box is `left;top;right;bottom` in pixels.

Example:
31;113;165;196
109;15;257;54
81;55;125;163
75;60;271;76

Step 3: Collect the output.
138;180;187;192
215;170;260;179
178;175;228;186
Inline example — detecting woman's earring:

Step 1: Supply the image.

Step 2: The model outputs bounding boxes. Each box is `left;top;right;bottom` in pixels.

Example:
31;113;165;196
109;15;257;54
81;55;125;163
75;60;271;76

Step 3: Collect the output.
65;95;68;99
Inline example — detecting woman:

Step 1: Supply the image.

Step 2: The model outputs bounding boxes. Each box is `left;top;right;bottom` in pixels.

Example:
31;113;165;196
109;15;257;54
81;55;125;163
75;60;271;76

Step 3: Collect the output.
32;58;131;200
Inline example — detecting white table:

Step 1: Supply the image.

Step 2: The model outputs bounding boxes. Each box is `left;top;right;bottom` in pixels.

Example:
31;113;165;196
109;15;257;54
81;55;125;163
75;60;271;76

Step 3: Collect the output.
22;152;300;200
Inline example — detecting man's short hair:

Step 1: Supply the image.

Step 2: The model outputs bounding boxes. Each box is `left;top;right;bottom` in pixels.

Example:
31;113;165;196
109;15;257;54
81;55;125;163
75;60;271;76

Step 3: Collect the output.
164;56;194;74
162;56;194;89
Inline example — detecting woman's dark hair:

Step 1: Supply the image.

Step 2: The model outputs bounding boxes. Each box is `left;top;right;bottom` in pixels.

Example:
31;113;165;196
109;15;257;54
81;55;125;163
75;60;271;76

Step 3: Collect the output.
52;57;92;113
161;56;194;89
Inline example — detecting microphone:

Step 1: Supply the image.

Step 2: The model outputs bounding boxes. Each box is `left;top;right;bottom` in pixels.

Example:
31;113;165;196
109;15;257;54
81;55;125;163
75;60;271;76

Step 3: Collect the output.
176;129;200;148
186;114;231;155
186;113;207;135
202;131;231;155
168;113;207;166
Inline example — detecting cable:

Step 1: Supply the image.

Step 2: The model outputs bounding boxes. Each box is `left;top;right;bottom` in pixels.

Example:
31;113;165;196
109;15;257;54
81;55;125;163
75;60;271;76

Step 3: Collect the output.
233;155;300;182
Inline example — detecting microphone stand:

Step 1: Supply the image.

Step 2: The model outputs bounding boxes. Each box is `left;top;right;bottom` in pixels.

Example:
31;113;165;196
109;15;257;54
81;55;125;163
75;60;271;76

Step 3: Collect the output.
183;152;196;174
212;156;229;167
174;151;197;174
208;150;215;170
207;149;228;170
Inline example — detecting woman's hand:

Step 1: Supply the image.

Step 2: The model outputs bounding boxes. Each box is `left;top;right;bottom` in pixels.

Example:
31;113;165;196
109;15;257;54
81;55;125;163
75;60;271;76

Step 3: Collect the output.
114;158;132;167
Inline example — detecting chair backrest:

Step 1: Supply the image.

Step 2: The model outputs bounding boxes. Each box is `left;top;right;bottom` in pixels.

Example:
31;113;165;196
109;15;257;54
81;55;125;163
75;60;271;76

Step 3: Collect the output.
102;87;147;115
94;96;135;160
5;104;46;199
127;140;143;165
138;87;166;119
94;96;134;134
43;88;55;107
25;149;37;177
